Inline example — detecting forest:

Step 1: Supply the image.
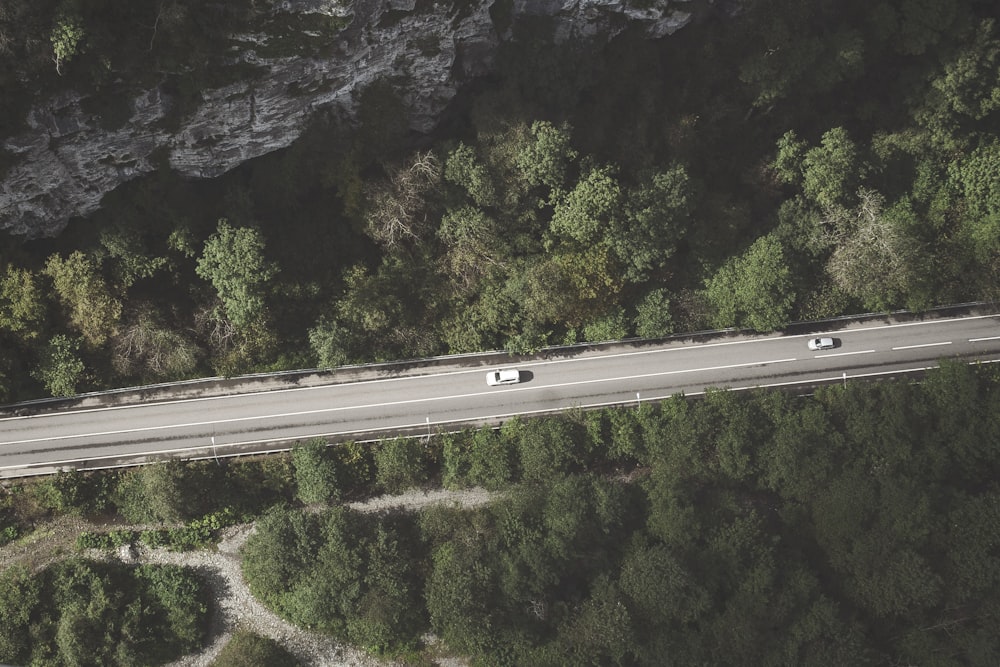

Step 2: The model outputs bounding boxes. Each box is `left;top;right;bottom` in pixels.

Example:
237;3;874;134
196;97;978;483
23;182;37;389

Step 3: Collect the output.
0;0;999;664
0;0;997;400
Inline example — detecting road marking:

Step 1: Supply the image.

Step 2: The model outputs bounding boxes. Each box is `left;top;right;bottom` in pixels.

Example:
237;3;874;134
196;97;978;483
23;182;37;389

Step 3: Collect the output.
892;341;952;350
0;358;797;447
9;356;1000;475
969;336;1000;342
3;313;998;422
814;350;875;358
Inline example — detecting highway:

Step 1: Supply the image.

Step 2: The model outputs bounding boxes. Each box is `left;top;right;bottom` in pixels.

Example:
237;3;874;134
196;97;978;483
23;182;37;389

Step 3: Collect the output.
1;312;998;477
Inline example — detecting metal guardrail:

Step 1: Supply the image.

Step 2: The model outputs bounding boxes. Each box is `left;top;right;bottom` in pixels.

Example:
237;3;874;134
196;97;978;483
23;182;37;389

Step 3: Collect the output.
2;301;996;412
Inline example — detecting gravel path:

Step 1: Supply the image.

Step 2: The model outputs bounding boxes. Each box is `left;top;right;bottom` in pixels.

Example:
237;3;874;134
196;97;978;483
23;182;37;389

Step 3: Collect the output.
140;487;497;667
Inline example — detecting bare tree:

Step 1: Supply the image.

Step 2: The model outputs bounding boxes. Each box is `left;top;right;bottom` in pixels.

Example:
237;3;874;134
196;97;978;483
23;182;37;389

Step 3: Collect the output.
823;188;923;309
364;151;442;248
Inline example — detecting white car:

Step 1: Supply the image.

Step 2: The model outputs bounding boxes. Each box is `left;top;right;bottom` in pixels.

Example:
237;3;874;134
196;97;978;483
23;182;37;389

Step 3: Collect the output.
486;369;520;386
807;337;835;351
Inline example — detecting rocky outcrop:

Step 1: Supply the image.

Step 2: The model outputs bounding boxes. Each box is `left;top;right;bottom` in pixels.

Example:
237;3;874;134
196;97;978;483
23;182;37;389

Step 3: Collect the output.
0;0;704;237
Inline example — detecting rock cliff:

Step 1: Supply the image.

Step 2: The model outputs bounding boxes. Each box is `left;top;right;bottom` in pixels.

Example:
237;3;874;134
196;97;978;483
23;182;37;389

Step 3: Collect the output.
0;0;703;237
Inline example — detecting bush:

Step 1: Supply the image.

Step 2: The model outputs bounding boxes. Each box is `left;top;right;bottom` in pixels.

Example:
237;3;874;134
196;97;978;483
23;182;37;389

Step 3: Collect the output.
0;559;209;665
292;439;341;504
374;437;429;494
211;630;301;667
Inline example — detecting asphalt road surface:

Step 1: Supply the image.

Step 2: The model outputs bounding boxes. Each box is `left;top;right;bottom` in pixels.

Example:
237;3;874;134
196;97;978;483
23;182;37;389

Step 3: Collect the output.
2;313;998;477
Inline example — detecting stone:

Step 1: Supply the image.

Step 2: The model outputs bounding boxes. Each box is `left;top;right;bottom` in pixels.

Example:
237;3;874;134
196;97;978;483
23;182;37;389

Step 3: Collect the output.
0;0;711;237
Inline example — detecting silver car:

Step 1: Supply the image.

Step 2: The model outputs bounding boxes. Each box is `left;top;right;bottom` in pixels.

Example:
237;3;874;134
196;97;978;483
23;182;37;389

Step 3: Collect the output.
807;337;835;351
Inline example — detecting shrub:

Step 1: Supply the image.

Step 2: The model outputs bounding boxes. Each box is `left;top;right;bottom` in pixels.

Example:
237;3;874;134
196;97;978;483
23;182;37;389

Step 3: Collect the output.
374;437;429;494
211;630;301;667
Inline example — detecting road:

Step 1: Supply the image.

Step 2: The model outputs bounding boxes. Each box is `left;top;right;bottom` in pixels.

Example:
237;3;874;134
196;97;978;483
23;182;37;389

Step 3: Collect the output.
1;313;998;477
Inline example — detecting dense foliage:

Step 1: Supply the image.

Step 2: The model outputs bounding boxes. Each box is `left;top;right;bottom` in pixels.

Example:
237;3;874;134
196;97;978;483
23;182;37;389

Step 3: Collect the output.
210;630;301;667
0;559;209;666
241;362;1000;664
0;0;997;400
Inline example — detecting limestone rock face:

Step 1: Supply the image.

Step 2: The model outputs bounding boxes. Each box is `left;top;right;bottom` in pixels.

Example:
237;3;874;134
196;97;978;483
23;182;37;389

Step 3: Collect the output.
0;0;704;237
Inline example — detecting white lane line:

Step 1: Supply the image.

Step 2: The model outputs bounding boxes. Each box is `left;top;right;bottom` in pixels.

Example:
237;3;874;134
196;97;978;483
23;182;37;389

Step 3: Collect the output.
892;341;952;350
970;336;1000;342
3;314;998;423
9;357;1000;474
0;358;797;447
814;350;875;358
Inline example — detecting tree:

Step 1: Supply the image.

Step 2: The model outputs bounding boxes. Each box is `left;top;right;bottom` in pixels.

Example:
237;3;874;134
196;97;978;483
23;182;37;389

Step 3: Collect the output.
374;437;428;494
550;165;621;244
823;188;926;309
515;120;577;191
514;417;584;482
444;143;498;208
43;251;122;346
50;10;83;75
292;439;340;504
916;19;1000;146
704;234;796;331
113;308;199;381
0;565;39;664
438;206;504;291
582;306;627;343
949;139;1000;258
99;223;168;287
365;150;441;247
33;334;85;397
801;127;867;209
196;219;277;330
115;459;194;524
0;264;46;339
612;165;693;282
633;288;673;339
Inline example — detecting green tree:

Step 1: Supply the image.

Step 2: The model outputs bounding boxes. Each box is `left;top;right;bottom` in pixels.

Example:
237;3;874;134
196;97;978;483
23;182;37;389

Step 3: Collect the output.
43;251;122;346
612;165;693;282
0;565;39;664
33;334;86;397
196;219;277;330
99;223;168;287
444;143;498;208
374;437;428;494
292;439;340;504
50;10;83;75
773;130;808;185
916;19;1000;146
582;306;627;343
704;234;796;331
949;139;1000;258
0;264;46;338
115;460;195;524
801;127;867;209
633;288;673;339
515;120;577;191
550;165;621;244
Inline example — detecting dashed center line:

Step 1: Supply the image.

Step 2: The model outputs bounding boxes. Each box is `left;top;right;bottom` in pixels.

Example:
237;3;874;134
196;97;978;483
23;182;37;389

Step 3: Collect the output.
970;335;1000;342
892;341;952;351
